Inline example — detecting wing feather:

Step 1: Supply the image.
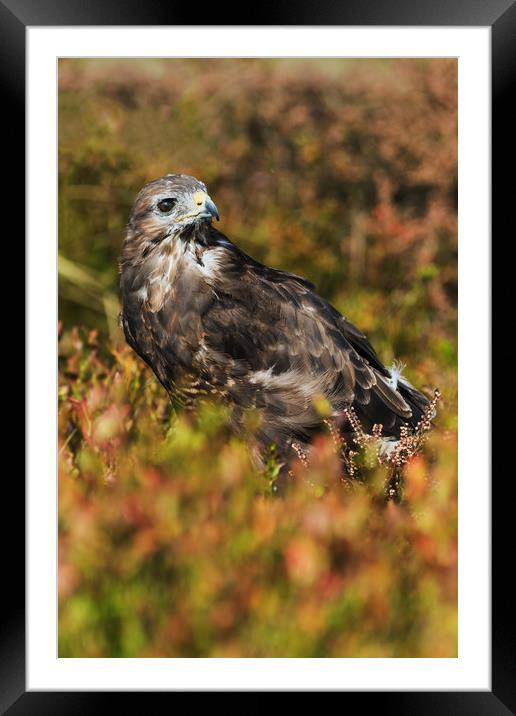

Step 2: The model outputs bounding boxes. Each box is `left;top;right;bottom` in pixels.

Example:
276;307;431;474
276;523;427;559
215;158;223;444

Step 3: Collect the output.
188;228;426;442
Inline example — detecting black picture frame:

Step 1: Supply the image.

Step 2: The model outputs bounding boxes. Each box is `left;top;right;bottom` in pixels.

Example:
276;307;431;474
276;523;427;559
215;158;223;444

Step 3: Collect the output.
5;0;511;711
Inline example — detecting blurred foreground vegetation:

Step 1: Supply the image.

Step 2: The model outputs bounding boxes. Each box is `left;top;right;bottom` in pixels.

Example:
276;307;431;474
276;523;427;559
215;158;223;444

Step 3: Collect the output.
58;59;457;657
59;328;457;657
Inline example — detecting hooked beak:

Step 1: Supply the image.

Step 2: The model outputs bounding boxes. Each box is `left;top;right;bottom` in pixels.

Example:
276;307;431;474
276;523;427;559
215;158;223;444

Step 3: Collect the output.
193;190;220;222
204;196;220;221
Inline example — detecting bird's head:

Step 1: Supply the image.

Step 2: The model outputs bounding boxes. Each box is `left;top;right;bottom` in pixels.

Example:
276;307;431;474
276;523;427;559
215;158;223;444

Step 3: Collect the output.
127;174;219;244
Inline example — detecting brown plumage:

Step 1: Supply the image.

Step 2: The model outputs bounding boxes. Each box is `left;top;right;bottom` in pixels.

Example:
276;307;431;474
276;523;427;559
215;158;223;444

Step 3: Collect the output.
120;174;430;463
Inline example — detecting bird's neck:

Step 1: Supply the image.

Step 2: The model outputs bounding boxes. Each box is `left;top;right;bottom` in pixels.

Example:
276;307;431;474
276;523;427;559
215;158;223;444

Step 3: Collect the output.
122;222;216;267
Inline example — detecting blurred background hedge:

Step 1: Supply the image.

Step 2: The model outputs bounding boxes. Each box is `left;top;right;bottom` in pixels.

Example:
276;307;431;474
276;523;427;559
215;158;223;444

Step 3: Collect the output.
58;58;457;658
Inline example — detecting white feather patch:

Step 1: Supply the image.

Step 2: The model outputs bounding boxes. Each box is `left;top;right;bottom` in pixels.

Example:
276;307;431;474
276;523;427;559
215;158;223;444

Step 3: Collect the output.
195;248;226;277
378;437;399;456
387;360;407;390
249;366;276;384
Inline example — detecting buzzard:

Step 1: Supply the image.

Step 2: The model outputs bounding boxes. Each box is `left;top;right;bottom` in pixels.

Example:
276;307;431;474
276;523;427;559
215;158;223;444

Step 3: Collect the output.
120;174;430;466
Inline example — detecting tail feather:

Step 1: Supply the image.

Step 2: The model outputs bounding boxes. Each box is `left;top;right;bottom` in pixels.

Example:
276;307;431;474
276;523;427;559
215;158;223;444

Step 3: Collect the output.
397;379;430;428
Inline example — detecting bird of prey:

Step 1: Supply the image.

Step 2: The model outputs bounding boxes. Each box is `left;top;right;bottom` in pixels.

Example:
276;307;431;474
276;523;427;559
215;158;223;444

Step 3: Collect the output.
120;174;430;466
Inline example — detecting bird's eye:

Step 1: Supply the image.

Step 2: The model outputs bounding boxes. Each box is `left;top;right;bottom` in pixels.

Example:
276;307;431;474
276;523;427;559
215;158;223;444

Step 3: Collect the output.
157;198;177;213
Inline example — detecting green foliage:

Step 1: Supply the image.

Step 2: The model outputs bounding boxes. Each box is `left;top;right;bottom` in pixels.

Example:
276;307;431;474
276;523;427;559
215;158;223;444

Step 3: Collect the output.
58;59;457;657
